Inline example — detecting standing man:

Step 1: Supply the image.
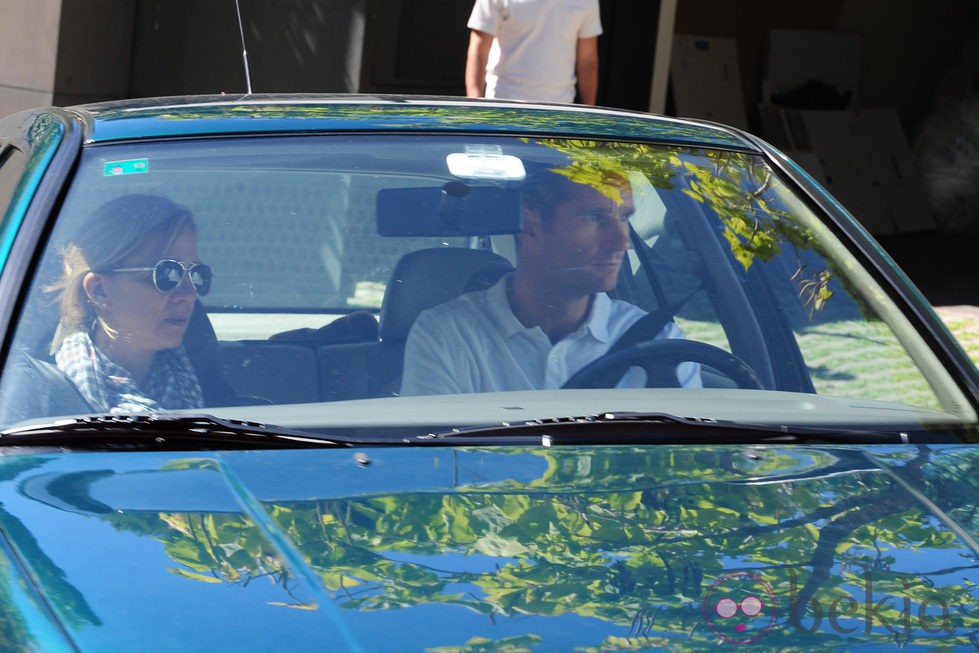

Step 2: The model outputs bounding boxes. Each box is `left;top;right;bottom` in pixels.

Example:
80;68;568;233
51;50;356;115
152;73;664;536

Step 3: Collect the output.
465;0;602;105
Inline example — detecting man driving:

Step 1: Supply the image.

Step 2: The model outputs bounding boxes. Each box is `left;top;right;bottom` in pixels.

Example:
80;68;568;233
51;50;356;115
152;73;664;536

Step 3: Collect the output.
400;169;701;395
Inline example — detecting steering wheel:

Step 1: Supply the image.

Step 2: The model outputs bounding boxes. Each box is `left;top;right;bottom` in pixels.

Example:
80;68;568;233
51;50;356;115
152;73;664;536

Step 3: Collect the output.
562;339;765;390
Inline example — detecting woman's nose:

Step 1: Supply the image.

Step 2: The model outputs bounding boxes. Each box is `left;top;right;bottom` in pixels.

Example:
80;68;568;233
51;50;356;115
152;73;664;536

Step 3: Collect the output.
171;273;197;299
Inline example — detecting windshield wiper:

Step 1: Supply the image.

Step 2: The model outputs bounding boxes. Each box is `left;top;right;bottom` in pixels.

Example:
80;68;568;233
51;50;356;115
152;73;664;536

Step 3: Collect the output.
418;412;957;446
0;413;351;450
5;412;958;451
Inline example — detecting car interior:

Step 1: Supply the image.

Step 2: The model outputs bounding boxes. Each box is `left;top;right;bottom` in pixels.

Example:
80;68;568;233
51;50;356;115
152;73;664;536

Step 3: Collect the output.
0;132;960;428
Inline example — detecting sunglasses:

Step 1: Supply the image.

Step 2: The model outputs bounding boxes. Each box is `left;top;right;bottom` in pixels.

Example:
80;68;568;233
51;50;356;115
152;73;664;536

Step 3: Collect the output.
108;259;213;296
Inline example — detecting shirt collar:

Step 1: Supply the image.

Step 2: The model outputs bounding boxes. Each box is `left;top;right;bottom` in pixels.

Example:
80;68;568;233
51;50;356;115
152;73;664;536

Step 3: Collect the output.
486;274;526;338
583;292;613;343
487;275;613;343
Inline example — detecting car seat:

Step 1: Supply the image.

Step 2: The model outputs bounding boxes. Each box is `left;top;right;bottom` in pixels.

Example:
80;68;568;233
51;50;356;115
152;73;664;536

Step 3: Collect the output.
319;247;513;401
379;247;513;345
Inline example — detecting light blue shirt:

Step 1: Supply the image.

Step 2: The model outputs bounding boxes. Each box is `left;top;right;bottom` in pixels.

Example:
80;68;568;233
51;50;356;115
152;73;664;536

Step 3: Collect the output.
400;276;701;396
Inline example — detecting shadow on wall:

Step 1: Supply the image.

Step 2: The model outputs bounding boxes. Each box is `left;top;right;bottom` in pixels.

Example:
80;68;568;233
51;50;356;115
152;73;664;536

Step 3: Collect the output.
127;0;366;97
913;22;979;235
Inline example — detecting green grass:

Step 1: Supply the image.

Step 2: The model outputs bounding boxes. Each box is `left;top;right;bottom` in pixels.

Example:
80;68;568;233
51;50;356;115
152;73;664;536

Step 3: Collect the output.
676;317;943;410
939;318;979;367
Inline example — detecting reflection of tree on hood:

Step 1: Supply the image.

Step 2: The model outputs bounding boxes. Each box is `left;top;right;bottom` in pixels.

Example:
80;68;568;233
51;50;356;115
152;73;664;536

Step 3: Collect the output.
0;458;102;638
920;446;979;532
98;447;979;647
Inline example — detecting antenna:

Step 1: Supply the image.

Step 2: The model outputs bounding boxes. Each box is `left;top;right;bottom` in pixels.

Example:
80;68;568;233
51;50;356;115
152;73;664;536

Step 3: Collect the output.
234;0;253;95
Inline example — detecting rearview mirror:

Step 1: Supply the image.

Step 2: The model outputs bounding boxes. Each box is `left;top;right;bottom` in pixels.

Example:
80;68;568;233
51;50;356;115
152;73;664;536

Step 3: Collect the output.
377;182;523;237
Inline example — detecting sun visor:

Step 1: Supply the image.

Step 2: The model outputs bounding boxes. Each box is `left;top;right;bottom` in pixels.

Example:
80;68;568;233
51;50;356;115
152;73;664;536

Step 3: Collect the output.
377;182;523;237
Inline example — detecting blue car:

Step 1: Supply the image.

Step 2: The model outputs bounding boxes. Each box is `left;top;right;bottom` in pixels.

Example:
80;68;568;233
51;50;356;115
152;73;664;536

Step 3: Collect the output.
0;95;976;650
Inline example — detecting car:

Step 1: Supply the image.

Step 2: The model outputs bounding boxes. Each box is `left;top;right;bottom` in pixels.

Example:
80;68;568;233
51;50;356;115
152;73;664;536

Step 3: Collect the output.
0;94;976;651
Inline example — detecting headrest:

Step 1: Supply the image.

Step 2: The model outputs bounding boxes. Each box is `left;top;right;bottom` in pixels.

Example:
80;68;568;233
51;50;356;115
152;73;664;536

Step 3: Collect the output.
380;248;512;344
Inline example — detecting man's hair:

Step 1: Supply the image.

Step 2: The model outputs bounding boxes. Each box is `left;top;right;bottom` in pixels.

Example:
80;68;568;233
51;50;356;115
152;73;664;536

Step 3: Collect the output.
521;169;577;223
522;168;631;223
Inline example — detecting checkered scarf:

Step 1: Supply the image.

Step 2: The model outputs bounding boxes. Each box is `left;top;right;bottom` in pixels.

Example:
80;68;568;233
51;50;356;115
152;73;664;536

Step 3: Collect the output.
55;330;204;414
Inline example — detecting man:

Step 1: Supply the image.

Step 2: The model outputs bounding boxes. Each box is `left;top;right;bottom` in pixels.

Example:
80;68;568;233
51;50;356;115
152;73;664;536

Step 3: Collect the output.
400;170;701;395
465;0;602;104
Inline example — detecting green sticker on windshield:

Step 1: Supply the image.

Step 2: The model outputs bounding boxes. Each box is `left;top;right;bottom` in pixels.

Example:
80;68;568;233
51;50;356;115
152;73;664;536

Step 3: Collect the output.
104;159;149;176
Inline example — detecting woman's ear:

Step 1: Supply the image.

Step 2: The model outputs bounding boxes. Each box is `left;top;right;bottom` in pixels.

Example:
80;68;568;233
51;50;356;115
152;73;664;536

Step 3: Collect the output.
82;272;109;309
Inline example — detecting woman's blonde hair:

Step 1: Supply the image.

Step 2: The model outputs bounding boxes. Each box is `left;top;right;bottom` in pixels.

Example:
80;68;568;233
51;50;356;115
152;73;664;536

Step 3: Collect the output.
51;194;195;348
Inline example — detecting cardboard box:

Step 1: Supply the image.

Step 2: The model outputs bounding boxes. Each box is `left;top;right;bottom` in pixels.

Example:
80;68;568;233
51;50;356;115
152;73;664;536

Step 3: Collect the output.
761;107;934;234
764;30;860;107
670;35;748;130
859;108;936;233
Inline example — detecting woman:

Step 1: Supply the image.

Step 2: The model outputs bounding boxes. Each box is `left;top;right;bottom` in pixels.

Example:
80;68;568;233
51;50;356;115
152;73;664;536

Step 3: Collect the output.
50;194;214;413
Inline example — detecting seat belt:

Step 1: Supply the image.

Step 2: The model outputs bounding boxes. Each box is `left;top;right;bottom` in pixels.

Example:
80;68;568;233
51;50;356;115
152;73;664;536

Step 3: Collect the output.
605;283;703;357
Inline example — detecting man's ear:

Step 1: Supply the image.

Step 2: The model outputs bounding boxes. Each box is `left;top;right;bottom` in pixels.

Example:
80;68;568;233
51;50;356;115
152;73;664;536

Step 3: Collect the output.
82;272;109;308
520;207;542;239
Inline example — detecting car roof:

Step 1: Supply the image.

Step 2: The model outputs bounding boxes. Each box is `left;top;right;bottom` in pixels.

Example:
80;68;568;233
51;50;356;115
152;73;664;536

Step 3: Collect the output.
61;94;756;150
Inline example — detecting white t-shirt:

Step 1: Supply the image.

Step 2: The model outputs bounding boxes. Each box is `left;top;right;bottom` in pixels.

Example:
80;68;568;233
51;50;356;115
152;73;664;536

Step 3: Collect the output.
468;0;603;103
400;276;701;396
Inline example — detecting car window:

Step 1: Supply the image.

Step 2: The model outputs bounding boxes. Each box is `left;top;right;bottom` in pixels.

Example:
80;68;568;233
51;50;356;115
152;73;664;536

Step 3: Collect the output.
0;133;970;432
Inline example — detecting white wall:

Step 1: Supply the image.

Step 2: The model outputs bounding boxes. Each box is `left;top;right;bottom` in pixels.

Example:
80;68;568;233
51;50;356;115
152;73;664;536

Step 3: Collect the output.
0;0;61;116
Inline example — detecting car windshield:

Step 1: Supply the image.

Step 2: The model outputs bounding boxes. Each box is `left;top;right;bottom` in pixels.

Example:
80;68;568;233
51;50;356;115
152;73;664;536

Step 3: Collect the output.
0;132;973;437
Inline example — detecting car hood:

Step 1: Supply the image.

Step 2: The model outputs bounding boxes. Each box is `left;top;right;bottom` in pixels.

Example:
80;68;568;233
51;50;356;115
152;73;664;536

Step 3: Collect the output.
0;444;976;651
